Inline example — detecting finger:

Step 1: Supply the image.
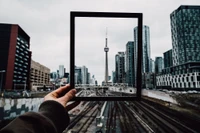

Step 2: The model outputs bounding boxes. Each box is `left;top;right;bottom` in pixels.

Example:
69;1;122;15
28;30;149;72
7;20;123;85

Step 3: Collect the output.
50;84;71;98
62;89;77;103
65;101;80;111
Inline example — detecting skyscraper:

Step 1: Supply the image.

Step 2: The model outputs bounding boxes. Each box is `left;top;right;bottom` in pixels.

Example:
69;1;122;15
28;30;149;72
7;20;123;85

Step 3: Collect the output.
150;58;155;73
155;57;164;74
59;65;64;78
0;24;31;90
81;66;87;84
163;49;173;68
75;66;82;84
171;6;200;66
115;52;125;83
87;72;90;84
134;25;150;74
112;71;116;83
157;5;200;89
125;41;135;86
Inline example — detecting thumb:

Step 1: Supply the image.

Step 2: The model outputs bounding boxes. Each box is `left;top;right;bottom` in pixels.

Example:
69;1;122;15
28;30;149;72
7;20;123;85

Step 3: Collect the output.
61;89;77;103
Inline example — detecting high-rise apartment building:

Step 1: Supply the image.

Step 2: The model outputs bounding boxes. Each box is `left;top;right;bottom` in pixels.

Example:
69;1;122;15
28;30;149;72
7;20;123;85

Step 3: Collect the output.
59;65;64;78
0;24;31;90
155;57;164;74
115;52;125;83
125;41;135;86
134;25;150;74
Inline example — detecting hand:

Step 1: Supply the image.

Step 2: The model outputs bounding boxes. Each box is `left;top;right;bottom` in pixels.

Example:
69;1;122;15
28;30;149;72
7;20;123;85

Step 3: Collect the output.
44;84;80;111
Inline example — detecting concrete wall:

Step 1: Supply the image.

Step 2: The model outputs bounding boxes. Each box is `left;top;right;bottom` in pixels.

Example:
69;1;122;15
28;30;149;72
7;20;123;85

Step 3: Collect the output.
142;90;178;104
109;87;136;94
0;98;43;120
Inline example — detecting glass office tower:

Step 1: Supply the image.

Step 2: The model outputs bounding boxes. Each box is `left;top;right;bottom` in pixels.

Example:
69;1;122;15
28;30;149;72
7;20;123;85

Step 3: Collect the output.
171;6;200;66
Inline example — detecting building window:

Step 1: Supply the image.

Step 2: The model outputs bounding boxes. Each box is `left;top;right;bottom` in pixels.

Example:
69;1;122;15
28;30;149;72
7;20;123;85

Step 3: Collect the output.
186;77;189;82
21;40;24;44
197;76;200;81
193;82;196;88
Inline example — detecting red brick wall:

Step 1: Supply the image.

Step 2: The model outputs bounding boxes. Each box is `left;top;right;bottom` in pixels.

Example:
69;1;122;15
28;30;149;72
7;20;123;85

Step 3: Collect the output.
5;25;18;90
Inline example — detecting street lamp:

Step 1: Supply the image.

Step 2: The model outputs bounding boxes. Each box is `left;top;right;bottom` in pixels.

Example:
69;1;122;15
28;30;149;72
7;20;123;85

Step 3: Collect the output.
0;70;6;93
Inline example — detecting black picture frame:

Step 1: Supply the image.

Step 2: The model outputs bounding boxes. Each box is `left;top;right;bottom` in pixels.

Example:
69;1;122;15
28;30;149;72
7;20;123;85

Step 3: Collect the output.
70;11;142;101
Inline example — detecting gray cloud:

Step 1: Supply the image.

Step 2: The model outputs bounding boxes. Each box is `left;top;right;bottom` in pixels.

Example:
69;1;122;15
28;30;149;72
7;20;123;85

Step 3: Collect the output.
0;0;200;83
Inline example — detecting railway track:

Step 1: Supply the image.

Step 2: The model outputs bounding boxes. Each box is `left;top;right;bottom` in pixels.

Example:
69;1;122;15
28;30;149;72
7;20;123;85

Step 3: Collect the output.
105;101;117;133
64;92;199;133
118;102;147;133
142;98;200;132
105;101;148;133
132;101;197;133
65;101;102;133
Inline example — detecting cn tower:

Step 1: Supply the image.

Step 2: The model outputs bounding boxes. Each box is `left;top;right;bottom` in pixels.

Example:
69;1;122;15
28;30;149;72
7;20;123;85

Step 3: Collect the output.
104;28;109;85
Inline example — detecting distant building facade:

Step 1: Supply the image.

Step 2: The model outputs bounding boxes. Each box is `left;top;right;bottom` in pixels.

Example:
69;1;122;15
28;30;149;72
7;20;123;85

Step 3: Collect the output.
31;60;50;87
134;25;150;74
87;72;90;84
64;73;69;79
75;66;82;84
115;52;125;83
81;66;88;84
142;73;156;89
150;58;155;73
90;75;96;85
156;72;200;90
155;57;164;74
0;24;31;90
112;71;116;83
59;65;64;78
95;80;98;86
163;49;173;68
75;65;90;85
50;72;58;81
125;41;135;86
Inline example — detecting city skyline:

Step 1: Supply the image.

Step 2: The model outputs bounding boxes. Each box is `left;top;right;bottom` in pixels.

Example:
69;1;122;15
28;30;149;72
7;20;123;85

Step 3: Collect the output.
0;0;200;84
75;18;136;83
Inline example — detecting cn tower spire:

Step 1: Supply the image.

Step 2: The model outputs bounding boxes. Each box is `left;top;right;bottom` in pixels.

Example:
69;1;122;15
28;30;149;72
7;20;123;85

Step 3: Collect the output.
106;27;108;47
104;28;109;85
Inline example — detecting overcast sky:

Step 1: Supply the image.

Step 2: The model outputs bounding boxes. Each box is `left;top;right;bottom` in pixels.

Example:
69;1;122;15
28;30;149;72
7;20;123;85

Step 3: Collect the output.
0;0;200;84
